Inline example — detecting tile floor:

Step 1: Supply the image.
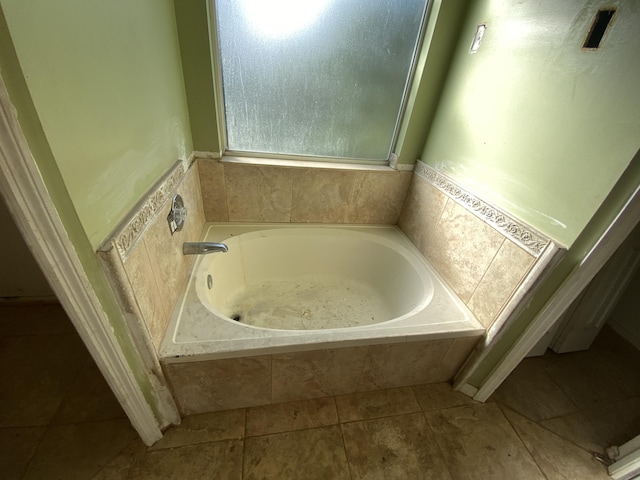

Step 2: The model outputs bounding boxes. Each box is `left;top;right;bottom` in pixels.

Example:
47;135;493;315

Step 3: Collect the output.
2;303;638;479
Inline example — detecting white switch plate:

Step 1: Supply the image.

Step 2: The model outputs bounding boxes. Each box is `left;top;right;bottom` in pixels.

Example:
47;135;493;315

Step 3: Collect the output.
469;24;486;54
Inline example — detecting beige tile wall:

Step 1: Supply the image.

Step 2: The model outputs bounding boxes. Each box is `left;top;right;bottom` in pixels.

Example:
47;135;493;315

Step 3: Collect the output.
398;171;537;329
197;159;413;225
163;335;481;415
99;162;206;351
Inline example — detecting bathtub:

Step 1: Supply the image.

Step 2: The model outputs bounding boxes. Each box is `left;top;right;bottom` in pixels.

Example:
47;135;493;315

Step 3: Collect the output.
160;224;484;363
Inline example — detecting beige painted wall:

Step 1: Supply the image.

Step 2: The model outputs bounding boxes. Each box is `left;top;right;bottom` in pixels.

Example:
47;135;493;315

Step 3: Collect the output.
422;0;640;247
1;0;193;248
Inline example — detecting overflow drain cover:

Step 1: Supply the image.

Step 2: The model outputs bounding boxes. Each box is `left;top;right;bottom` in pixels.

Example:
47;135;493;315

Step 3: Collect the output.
230;314;242;322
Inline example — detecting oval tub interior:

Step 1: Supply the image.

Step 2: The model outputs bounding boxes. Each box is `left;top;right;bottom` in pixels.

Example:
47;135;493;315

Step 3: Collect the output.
196;228;434;330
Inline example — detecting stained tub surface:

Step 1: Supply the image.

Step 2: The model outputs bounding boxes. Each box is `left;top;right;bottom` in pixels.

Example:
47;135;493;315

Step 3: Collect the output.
160;224;484;362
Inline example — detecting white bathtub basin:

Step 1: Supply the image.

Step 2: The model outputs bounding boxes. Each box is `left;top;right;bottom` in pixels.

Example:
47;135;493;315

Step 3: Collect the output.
160;224;484;362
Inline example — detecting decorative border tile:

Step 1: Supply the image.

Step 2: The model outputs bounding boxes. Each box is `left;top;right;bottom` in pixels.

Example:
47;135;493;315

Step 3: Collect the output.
99;161;187;258
414;161;550;257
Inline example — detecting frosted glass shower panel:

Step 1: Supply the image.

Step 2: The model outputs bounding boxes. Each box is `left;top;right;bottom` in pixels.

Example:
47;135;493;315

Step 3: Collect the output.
215;0;427;160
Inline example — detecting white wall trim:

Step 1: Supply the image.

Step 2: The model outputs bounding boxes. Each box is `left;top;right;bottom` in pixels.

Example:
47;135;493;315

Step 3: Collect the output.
608;442;640;480
468;183;640;402
457;382;479;398
0;75;167;445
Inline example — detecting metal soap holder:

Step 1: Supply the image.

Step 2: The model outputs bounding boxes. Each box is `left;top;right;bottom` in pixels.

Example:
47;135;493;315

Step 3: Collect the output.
167;194;187;235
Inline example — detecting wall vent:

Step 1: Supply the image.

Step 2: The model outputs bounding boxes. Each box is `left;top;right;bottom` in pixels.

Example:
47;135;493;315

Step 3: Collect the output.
583;9;616;50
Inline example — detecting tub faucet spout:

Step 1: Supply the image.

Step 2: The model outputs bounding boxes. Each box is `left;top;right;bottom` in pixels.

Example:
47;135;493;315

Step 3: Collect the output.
183;242;228;255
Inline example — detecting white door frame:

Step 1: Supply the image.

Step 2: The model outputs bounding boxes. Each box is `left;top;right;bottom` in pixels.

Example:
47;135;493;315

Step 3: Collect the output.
551;221;640;353
461;181;640;402
0;76;165;445
609;434;640;480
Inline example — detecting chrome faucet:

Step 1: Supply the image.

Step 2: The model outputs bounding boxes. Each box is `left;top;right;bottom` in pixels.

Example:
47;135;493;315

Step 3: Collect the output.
183;242;228;255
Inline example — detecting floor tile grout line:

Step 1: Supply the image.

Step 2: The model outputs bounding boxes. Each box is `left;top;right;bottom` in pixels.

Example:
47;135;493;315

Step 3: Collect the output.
532;356;624;454
331;396;344;427
337;421;355;480
495;399;610;461
420;410;458;480
241;408;247;480
538;357;583;414
337;408;424;427
495;402;552;480
245;421;341;440
16;430;44;480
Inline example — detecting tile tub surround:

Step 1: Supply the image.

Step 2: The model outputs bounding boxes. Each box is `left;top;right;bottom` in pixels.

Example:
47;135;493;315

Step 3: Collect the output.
162;336;480;415
197;158;413;224
98;160;205;351
399;161;559;329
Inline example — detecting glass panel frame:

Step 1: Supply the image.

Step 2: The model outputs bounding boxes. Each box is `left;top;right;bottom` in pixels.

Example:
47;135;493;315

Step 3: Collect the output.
208;0;430;166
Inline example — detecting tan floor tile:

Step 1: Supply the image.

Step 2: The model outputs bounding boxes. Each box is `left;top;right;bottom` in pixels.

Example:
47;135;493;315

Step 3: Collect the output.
92;439;146;480
588;327;640;398
23;419;137;480
426;403;545;480
129;440;242;480
0;426;46;480
342;413;452;479
0;334;89;426
243;425;350;480
492;357;577;421
541;349;633;409
412;382;478;412
150;409;245;450
336;387;420;423
51;361;126;424
246;397;338;437
0;303;75;336
580;397;640;448
541;397;640;454
502;406;611;479
539;411;605;454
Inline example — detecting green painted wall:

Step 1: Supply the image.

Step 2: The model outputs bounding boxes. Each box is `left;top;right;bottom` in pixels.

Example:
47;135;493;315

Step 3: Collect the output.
1;0;193;248
421;0;640;247
395;0;471;166
0;7;166;422
174;0;220;154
